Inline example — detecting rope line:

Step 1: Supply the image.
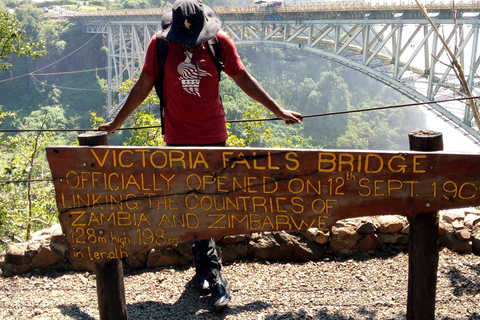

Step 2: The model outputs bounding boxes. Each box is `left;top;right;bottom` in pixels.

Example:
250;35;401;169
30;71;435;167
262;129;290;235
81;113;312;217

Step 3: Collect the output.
33;67;109;76
30;74;103;92
0;32;103;84
230;95;480;123
1;95;478;133
0;179;53;184
1;95;479;185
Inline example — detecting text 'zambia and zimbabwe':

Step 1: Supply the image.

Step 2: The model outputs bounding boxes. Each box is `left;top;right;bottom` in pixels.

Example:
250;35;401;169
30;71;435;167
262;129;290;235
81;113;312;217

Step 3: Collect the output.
46;147;480;262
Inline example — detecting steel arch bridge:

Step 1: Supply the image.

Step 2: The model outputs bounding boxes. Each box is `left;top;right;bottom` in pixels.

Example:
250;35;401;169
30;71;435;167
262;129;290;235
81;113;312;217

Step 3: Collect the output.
65;1;480;143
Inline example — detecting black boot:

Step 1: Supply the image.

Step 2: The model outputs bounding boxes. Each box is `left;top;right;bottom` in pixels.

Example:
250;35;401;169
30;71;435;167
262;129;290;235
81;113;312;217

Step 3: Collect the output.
205;269;231;312
193;264;210;294
192;239;221;294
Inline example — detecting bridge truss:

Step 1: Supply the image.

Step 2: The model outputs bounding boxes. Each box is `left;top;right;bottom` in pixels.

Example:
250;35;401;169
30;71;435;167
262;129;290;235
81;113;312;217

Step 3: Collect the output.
73;3;480;143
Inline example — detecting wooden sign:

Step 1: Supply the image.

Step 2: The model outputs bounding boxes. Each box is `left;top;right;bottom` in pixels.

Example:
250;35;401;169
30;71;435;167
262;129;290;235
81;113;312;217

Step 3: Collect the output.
46;146;480;263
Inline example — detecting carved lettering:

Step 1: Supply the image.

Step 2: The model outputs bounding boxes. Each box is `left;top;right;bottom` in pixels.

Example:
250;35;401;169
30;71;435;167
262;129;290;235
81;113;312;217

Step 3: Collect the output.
46;146;474;263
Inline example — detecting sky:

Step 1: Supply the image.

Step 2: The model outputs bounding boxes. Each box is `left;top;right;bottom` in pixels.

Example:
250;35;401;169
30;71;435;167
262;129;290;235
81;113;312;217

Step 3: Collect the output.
423;109;480;153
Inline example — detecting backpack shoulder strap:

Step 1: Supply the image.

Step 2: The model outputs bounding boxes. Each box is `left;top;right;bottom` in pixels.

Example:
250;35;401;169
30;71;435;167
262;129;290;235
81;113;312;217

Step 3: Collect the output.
154;31;169;135
206;35;224;81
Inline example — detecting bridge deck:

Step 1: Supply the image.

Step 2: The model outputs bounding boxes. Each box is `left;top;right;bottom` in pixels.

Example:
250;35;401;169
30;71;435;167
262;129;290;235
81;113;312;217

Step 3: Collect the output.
50;1;480;21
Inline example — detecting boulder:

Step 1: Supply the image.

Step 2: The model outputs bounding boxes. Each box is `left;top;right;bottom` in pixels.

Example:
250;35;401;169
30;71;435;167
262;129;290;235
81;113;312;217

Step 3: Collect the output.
378;233;408;244
220;234;248;245
125;250;148;269
146;246;192;268
300;228;330;244
247;231;326;261
300;228;318;242
400;224;410;234
455;228;472;242
70;260;95;272
329;225;361;252
440;232;472;254
357;234;382;252
314;230;330;245
175;242;195;260
32;246;64;269
333;218;360;229
5;244;27;265
217;243;248;263
50;229;66;245
356;221;376;234
464;208;480;217
442;210;466;223
452;220;465;230
464;213;480;229
32;224;63;242
377;216;406;233
472;229;480;253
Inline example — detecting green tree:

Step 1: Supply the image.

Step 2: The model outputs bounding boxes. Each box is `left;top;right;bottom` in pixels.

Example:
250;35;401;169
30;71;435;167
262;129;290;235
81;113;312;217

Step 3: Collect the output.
124;110;164;146
336;98;425;150
0;8;46;70
0;107;61;244
123;0;151;9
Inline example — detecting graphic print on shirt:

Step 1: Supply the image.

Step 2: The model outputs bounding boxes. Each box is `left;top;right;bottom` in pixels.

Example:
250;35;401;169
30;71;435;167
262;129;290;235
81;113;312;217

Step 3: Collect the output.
177;51;211;97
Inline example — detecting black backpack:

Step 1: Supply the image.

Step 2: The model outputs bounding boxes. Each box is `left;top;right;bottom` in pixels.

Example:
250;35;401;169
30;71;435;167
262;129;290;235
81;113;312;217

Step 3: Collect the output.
154;31;225;135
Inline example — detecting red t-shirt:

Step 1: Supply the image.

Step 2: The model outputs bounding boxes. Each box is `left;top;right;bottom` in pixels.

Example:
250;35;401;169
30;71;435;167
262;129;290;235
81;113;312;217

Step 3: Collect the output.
142;30;245;145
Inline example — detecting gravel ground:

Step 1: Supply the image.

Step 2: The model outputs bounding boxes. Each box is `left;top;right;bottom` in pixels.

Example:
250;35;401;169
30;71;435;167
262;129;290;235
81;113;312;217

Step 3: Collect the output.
0;247;479;320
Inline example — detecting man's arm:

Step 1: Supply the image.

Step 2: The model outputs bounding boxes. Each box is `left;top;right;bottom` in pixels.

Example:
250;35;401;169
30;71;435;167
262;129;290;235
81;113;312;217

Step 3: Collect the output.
99;71;156;134
231;69;302;125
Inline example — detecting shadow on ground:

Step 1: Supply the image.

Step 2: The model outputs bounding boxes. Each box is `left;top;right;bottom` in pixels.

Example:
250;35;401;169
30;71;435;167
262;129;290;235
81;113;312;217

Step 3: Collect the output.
447;263;480;296
57;305;96;320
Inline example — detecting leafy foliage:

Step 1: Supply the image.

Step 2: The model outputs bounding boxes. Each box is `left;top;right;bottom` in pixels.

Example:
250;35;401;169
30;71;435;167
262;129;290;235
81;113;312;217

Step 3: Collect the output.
124;110;164;146
0;5;428;247
0;8;46;70
0;108;59;245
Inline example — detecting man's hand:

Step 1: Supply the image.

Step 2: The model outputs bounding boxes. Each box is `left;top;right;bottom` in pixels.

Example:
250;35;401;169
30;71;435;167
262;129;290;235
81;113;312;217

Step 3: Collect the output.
276;109;303;125
232;71;303;126
98;121;120;134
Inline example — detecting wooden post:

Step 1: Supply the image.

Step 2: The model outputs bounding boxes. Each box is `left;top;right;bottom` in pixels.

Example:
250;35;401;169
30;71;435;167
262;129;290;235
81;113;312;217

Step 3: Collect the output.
78;131;128;320
407;130;442;320
77;131;109;146
94;259;128;320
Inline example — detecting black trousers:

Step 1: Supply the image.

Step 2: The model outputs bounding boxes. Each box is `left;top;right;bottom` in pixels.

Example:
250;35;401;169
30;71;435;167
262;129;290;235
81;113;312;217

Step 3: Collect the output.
192;237;222;274
167;141;225;273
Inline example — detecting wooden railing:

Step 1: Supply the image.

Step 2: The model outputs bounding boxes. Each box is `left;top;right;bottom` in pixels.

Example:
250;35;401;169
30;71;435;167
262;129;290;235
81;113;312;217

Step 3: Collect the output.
45;130;480;319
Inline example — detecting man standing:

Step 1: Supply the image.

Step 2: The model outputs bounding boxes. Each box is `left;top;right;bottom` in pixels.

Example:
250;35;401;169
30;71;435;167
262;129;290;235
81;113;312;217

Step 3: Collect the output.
99;0;302;312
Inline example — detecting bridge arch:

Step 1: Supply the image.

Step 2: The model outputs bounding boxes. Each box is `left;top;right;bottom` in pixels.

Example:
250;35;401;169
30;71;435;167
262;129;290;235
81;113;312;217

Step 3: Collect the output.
236;39;479;143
